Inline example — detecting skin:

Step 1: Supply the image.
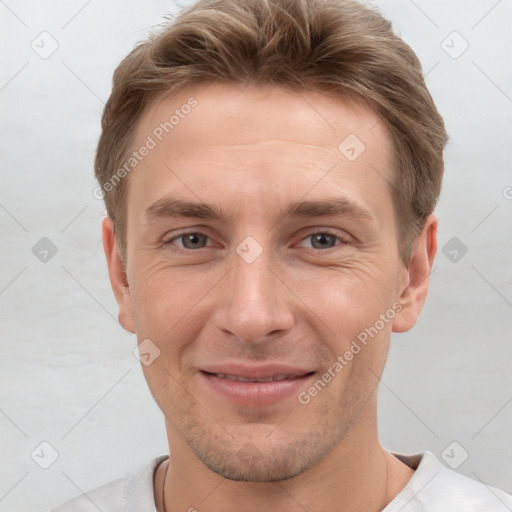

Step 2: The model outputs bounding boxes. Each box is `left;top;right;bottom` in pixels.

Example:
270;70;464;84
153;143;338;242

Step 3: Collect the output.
102;83;437;511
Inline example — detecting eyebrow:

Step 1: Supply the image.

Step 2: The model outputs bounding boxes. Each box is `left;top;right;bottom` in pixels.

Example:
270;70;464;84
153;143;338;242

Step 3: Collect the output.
144;197;373;224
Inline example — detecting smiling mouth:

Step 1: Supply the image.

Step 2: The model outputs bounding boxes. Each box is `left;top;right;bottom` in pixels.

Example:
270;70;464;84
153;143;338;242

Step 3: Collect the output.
202;371;314;383
199;370;316;406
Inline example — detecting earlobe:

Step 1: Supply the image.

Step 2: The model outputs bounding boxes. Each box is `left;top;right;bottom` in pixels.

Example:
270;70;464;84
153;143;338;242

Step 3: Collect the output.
101;217;136;333
392;214;438;333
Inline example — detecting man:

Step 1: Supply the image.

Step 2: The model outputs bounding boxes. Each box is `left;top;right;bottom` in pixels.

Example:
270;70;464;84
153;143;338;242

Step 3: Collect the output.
52;0;512;510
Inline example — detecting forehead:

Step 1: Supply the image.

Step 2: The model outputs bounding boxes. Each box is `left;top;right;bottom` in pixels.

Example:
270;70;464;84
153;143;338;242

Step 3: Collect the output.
135;82;390;153
128;82;395;221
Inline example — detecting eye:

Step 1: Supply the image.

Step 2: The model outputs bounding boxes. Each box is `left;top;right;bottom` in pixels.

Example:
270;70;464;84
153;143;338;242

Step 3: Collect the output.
298;231;347;250
165;232;211;252
164;230;348;254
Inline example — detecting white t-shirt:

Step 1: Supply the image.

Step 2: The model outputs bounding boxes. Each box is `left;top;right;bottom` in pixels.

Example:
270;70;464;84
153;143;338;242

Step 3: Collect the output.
49;451;512;511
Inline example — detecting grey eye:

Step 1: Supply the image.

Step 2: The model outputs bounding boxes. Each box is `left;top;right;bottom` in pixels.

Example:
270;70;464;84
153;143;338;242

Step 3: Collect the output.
309;233;338;250
178;233;208;249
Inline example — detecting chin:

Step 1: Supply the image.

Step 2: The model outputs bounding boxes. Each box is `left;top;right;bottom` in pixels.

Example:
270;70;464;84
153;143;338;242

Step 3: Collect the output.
187;428;336;483
201;452;310;482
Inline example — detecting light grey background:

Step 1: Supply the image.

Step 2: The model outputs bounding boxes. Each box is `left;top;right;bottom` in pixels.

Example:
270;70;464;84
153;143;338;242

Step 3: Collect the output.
1;0;511;510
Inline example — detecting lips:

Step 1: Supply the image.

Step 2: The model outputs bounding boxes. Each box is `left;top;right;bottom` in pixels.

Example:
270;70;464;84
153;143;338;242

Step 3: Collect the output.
199;363;315;406
210;373;303;383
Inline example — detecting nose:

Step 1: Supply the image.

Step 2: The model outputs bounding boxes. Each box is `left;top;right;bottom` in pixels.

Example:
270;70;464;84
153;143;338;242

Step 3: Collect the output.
213;239;295;344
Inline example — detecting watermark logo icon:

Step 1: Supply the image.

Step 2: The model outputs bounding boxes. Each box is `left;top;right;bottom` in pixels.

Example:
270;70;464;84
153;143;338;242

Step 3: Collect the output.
236;442;262;466
442;236;468;263
441;441;469;469
236;236;263;264
338;133;366;161
441;31;469;59
30;31;59;59
133;338;161;366
32;237;58;263
31;441;59;469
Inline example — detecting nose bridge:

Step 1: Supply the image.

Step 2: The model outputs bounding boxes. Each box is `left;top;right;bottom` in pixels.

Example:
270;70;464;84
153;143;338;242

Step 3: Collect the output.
215;235;294;342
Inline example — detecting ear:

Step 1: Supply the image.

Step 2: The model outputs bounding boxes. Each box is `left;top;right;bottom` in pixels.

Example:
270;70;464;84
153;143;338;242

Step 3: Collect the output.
392;214;437;333
101;216;135;333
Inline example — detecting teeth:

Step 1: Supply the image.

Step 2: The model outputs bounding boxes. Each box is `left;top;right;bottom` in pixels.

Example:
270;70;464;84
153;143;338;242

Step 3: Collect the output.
214;373;295;383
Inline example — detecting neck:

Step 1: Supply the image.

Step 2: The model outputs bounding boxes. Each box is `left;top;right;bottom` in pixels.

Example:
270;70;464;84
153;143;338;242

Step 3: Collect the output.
156;400;414;512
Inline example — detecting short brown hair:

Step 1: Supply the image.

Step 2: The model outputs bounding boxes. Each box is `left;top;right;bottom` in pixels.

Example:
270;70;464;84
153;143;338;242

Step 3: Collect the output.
95;0;448;264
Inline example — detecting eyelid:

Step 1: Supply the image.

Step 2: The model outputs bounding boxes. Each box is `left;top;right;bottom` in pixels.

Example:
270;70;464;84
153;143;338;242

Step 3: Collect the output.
294;229;350;249
163;230;214;248
163;227;351;253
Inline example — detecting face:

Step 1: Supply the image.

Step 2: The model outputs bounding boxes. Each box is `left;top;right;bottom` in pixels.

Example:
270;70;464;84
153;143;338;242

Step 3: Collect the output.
104;83;433;482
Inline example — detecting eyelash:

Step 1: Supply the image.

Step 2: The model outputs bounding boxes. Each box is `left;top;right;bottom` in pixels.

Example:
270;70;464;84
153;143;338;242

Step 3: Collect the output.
163;230;349;255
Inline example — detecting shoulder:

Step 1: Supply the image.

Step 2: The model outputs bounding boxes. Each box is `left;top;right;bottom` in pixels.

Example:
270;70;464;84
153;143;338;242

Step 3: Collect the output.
387;451;512;512
48;455;168;512
49;475;126;512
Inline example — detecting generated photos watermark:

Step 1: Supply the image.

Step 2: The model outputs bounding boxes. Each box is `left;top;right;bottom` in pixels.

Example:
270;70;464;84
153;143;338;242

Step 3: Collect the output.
93;97;198;200
298;302;402;405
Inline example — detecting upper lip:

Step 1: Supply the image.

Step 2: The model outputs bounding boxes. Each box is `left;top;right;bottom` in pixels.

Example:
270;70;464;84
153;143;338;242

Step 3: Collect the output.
199;363;314;380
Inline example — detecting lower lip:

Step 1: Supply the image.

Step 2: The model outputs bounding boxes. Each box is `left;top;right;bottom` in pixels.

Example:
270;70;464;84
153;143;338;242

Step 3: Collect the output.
200;371;315;406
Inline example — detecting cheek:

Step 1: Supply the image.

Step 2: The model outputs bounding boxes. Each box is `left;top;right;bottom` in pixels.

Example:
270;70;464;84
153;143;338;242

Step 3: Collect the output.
293;267;397;392
130;259;209;333
299;264;397;333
